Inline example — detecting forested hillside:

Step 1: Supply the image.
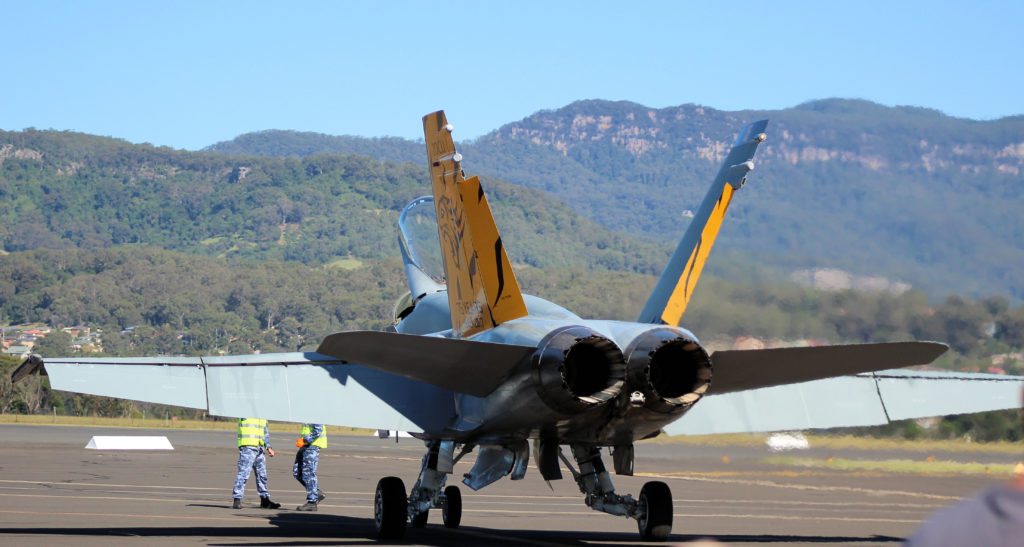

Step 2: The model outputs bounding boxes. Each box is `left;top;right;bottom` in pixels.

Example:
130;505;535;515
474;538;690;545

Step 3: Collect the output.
209;100;1024;300
3;246;1022;364
206;131;423;164
0;129;668;273
468;99;1024;302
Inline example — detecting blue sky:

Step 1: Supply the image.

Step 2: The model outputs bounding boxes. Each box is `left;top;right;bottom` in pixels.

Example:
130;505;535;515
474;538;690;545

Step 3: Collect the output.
2;1;1019;150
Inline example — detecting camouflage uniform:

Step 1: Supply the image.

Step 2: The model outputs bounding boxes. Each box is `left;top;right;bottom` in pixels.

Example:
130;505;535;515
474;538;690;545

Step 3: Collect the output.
233;418;273;501
293;423;326;503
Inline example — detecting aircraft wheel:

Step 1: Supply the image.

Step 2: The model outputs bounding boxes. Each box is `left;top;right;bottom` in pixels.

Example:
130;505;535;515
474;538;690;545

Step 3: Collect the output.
411;509;428;528
442;485;462;528
374;476;407;539
637;481;672;541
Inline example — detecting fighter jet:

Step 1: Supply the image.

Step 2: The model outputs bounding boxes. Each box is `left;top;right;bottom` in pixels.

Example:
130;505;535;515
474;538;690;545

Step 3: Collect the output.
14;111;1024;541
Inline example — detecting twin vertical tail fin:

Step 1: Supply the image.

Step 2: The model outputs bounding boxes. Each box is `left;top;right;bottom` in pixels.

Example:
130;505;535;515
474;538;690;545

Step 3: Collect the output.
637;120;769;326
423;111;528;338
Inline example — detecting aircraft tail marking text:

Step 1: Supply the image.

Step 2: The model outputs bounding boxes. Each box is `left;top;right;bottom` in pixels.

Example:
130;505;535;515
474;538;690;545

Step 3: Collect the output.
423;111;528;337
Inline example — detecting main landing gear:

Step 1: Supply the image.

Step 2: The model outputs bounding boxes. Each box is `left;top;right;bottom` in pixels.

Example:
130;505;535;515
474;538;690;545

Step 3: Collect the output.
561;444;674;541
374;477;463;539
373;440;672;541
373;441;463;540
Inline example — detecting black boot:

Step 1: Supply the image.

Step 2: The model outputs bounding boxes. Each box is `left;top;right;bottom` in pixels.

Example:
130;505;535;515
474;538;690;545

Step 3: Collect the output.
296;501;318;511
232;498;242;509
317;489;326;502
260;496;281;509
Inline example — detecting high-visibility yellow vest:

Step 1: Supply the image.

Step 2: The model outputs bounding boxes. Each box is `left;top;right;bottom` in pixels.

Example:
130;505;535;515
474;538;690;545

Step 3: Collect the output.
238;418;268;447
301;424;327;448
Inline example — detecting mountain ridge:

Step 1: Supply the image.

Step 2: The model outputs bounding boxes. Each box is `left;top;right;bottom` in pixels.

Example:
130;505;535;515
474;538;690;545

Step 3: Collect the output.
202;99;1024;300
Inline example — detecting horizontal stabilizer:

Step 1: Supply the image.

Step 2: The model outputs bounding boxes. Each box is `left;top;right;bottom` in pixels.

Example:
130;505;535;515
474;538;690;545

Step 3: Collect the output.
317;331;535;396
667;369;1024;436
709;341;947;395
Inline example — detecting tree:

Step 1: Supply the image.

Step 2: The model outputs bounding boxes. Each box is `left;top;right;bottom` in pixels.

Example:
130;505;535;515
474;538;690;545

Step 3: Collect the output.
33;330;73;357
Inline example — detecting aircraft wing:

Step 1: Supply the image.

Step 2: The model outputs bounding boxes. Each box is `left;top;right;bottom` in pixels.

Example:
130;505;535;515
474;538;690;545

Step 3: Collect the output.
19;331;535;432
666;369;1024;436
27;352;421;430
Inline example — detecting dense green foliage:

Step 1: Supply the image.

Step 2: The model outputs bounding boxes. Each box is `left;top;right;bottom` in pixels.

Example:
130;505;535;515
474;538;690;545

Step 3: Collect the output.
3;247;1021;370
205;130;424;164
210;99;1024;300
0;129;669;274
0;248;406;353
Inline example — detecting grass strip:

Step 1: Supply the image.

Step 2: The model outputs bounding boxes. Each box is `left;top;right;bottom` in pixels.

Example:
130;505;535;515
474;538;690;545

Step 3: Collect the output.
763;455;1021;476
646;432;1024;455
0;414;372;435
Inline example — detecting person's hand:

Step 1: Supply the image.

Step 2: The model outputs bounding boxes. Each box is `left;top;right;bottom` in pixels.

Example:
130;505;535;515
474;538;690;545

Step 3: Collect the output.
267;447;276;457
296;438;306;448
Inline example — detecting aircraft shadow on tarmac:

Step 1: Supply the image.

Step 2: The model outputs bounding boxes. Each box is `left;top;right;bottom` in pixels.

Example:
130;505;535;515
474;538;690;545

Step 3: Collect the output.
0;510;906;546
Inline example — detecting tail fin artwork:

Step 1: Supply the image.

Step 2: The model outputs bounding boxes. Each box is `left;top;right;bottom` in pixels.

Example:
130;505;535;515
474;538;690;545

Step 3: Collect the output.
637;120;769;326
423;111;528;338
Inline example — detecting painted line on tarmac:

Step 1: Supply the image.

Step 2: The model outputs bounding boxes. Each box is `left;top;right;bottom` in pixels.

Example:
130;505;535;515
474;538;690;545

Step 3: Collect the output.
673;512;923;524
0;480;580;501
672;497;944;509
0;483;222;495
644;473;963;501
0;509;253;522
1;493;243;503
0;492;586;515
424;508;924;524
0;492;375;510
640;469;880;478
1;492;576;514
331;454;422;462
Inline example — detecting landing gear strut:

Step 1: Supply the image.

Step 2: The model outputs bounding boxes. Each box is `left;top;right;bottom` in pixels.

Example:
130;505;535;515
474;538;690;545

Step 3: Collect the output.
378;440;464;537
563;444;673;541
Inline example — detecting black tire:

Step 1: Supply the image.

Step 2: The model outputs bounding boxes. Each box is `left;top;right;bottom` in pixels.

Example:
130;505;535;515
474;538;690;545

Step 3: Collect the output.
442;485;462;528
637;481;672;541
374;476;407;539
411;508;428;528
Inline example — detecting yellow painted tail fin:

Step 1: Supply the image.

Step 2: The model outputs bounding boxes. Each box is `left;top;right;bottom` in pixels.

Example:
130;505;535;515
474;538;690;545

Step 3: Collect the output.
423;111;528;337
637;120;769;325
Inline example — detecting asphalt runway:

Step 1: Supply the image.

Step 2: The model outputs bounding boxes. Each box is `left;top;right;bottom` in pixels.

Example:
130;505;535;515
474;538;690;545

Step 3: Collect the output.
0;424;1016;546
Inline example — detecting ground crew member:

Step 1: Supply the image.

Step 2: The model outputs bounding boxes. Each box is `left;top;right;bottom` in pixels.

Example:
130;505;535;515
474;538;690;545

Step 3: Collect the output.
232;417;281;509
293;423;326;511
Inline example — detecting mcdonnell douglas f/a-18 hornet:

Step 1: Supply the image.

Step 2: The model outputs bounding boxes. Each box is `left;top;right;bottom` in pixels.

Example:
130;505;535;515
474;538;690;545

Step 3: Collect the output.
15;111;1024;541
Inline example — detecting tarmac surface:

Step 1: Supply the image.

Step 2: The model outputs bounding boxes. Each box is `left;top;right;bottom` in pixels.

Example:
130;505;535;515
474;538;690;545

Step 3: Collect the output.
0;424;1018;546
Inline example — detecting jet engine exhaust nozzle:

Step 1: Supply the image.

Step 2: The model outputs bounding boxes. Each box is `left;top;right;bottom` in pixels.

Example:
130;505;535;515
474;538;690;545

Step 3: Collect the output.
533;326;626;415
624;329;712;413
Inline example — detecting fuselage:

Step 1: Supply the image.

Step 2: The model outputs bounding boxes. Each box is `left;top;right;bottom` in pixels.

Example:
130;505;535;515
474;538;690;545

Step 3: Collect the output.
395;290;712;445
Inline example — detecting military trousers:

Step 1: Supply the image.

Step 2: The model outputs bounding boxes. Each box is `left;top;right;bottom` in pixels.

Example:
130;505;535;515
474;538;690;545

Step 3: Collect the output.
233;446;269;499
292;446;320;502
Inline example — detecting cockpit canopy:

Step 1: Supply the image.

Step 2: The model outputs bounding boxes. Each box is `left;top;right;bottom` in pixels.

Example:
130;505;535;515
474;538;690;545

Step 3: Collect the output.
398;196;444;283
